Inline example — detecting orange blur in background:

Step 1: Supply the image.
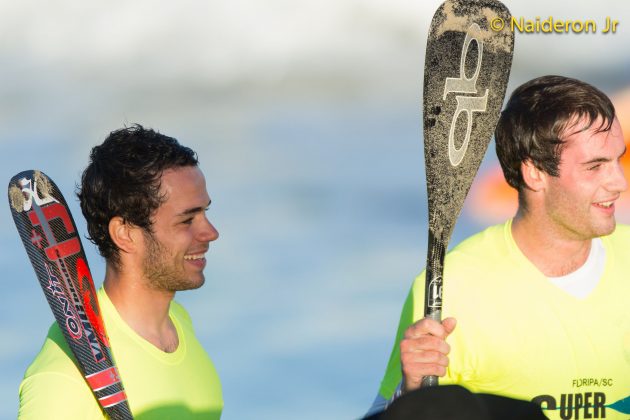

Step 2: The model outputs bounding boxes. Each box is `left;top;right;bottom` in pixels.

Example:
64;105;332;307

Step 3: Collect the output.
468;87;630;224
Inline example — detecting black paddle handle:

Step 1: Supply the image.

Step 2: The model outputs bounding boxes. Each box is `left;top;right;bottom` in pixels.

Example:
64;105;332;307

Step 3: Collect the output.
422;230;446;387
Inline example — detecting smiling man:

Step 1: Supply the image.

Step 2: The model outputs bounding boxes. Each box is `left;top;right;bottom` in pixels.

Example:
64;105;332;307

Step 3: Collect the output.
370;76;630;419
18;125;223;419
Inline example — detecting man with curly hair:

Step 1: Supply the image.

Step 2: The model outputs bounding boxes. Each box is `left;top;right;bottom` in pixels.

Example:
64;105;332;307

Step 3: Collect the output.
18;125;223;419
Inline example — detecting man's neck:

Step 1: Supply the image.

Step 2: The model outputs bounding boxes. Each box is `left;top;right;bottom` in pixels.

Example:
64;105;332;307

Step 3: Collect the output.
511;210;592;277
103;264;179;353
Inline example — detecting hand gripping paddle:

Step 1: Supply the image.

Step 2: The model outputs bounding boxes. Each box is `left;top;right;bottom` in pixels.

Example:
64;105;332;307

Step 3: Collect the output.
8;170;133;419
421;0;514;387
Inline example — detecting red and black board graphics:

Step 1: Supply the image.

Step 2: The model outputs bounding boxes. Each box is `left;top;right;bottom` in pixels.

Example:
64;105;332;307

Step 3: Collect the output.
8;170;133;419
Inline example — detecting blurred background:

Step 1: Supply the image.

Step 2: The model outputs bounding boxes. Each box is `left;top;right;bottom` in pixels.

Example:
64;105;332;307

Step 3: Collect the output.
1;0;629;419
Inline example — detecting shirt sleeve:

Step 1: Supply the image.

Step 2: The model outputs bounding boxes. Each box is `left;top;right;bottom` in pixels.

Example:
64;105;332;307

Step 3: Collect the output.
364;382;403;418
19;371;106;420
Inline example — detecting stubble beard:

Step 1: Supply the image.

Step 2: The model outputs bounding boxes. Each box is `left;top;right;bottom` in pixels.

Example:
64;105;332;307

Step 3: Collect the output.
142;233;205;292
547;191;616;240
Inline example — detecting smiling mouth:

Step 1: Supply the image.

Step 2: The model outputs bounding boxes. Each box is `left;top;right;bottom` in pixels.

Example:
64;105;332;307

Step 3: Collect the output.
593;201;614;209
184;253;206;261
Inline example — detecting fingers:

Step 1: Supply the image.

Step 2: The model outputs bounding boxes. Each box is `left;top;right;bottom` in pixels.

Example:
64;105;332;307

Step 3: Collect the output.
404;317;456;340
400;317;457;393
401;343;450;372
401;333;451;355
402;353;448;391
402;348;449;391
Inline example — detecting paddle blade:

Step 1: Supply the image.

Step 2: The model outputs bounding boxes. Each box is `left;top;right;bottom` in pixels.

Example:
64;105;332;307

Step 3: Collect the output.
424;0;514;242
8;170;133;419
420;0;514;387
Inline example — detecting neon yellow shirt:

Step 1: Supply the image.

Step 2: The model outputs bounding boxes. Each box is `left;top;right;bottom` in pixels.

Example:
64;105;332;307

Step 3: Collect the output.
19;288;223;419
378;221;630;419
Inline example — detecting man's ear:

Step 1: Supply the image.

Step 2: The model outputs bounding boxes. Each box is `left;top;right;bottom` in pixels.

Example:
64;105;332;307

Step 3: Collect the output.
520;160;547;192
108;217;141;254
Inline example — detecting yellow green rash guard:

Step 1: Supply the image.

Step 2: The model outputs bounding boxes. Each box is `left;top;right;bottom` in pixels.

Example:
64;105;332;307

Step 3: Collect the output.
378;221;630;420
18;288;223;419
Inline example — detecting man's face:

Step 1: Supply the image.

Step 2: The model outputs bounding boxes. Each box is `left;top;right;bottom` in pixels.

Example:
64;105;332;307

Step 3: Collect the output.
142;166;218;291
544;117;627;240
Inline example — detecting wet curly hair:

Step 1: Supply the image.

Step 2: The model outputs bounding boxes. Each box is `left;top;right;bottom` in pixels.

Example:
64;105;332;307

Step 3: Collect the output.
77;124;198;267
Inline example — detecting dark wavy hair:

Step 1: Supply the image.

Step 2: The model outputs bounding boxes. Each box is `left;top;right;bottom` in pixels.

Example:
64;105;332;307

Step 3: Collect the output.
495;75;615;196
77;124;198;267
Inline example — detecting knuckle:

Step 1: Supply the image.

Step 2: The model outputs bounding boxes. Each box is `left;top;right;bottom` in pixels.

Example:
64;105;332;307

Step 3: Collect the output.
417;318;431;329
425;350;441;363
403;326;416;339
400;339;411;353
423;335;441;350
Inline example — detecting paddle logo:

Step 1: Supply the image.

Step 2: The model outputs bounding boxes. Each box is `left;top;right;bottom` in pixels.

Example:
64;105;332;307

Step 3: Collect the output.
442;23;489;167
15;175;58;212
45;262;83;339
427;275;443;309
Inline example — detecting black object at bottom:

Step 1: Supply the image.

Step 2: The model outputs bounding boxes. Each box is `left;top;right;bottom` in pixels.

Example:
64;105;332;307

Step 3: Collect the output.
365;385;548;420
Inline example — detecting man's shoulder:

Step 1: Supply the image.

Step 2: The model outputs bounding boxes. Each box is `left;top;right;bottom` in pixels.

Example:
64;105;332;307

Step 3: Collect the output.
447;222;510;261
23;322;80;379
411;222;511;286
19;323;104;419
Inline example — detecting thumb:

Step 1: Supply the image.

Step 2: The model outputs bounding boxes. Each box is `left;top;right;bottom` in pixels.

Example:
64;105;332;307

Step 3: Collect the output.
442;317;457;336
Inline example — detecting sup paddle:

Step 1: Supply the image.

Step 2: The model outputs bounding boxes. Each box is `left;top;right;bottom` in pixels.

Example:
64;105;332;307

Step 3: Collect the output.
421;0;514;387
9;170;133;419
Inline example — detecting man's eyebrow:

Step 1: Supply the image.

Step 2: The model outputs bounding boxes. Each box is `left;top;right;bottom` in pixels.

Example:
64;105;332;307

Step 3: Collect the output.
581;157;610;165
176;200;211;217
581;146;627;165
